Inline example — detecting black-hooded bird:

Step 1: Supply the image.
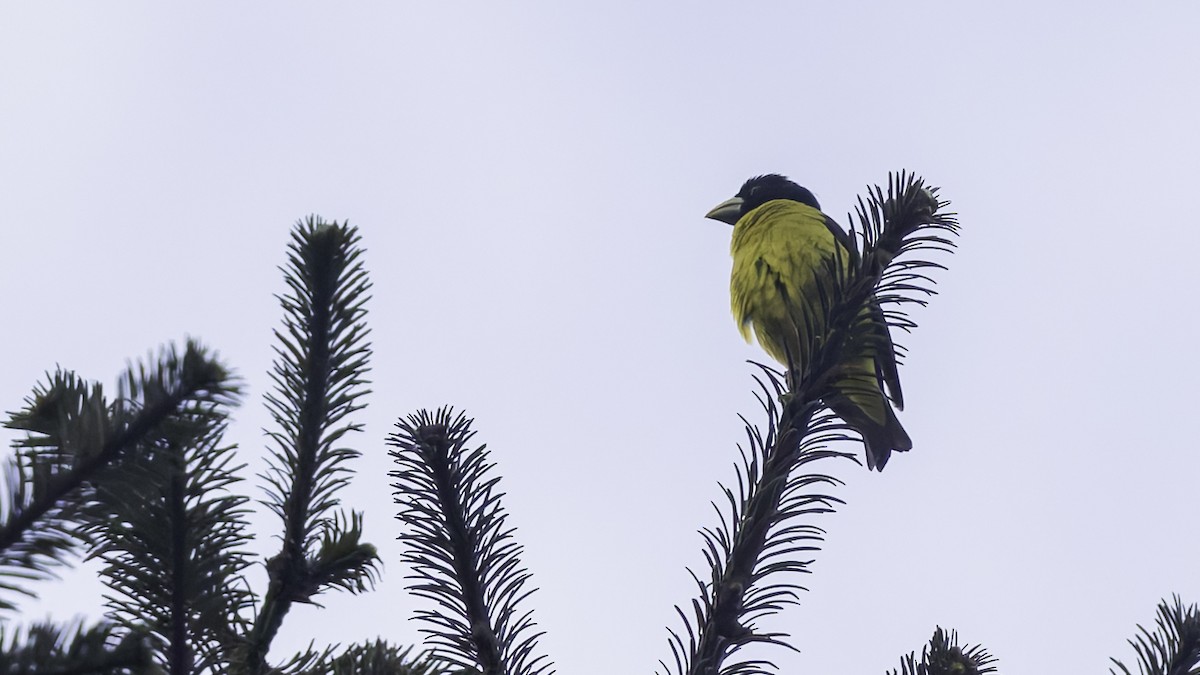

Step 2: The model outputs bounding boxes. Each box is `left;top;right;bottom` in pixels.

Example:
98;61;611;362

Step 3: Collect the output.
705;174;911;470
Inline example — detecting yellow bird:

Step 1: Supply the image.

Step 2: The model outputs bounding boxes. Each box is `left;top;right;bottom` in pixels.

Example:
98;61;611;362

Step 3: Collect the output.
706;174;911;470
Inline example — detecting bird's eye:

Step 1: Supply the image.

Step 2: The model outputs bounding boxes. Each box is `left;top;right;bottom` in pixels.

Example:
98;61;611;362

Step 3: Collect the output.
748;186;761;198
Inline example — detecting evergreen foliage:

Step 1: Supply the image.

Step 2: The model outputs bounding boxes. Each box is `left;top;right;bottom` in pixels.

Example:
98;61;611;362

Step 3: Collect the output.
389;409;550;675
0;180;1192;675
1110;596;1200;675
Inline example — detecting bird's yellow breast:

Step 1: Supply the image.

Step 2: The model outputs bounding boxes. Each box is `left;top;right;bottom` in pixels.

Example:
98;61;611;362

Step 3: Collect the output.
729;200;848;366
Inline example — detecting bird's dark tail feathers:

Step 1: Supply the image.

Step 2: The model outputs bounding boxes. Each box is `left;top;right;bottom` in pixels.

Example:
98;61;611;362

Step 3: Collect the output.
827;394;912;471
861;406;912;471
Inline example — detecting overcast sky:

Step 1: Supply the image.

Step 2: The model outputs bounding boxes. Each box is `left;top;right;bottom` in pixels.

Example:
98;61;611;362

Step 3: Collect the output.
2;3;1199;673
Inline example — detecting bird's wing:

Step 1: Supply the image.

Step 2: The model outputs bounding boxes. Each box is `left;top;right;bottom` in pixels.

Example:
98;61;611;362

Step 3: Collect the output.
820;214;861;268
869;299;905;409
820;213;904;409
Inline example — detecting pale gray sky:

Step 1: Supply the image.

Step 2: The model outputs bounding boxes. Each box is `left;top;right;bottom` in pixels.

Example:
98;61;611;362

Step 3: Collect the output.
2;2;1198;673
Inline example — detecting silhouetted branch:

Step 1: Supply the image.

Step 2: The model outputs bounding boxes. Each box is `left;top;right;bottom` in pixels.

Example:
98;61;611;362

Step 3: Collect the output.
888;628;997;675
1111;596;1200;675
663;174;957;675
390;408;551;675
243;217;377;674
0;342;236;612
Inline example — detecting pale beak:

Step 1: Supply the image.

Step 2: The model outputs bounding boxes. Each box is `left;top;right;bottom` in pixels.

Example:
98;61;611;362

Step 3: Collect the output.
705;197;743;226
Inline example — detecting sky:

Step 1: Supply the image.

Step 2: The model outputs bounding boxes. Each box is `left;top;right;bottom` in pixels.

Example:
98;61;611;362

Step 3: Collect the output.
2;2;1199;673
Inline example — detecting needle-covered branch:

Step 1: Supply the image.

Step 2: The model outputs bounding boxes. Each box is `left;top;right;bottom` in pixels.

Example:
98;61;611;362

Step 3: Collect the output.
243;218;377;674
663;173;957;675
276;641;446;675
0;341;237;613
1110;596;1200;675
887;628;998;675
389;408;551;675
0;618;156;674
86;375;252;674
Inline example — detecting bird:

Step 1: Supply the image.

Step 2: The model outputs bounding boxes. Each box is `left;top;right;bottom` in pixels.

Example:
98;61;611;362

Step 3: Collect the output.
705;174;911;470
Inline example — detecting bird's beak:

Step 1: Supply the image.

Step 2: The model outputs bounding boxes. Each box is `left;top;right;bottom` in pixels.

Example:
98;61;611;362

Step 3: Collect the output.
705;197;743;226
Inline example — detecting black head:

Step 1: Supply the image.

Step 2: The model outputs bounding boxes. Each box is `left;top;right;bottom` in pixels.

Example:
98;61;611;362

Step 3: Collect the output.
706;174;821;225
737;174;820;212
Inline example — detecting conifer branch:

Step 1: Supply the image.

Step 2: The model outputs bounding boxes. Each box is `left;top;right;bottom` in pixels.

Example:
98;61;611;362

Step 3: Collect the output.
243;217;376;674
1111;596;1200;675
277;641;445;675
87;381;252;674
0;342;236;612
663;173;957;675
389;408;551;675
0;618;156;674
887;628;998;675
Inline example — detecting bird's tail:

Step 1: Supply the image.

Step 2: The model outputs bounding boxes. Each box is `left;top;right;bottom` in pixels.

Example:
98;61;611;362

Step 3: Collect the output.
857;403;911;471
826;372;912;471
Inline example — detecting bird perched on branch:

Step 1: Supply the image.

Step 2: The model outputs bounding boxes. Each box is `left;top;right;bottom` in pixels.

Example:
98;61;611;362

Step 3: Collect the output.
705;174;911;470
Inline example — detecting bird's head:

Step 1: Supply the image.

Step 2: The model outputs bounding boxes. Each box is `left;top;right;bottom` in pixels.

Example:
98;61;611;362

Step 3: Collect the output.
705;174;821;225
